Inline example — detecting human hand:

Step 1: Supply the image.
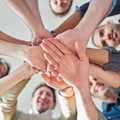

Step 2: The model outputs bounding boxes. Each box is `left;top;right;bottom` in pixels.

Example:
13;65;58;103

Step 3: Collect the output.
32;29;53;46
55;29;82;54
21;45;46;71
41;72;69;90
41;39;89;89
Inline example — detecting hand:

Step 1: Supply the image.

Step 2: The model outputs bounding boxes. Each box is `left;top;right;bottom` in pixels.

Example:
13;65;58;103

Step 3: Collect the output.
55;29;83;54
41;72;69;90
22;45;46;71
41;39;89;89
32;29;53;46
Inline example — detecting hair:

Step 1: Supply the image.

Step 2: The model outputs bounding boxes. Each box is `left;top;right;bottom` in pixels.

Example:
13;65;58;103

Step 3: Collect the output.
32;83;56;103
49;0;73;16
0;58;10;77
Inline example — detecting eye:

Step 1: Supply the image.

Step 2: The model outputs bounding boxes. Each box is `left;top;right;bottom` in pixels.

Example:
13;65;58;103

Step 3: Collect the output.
99;29;104;37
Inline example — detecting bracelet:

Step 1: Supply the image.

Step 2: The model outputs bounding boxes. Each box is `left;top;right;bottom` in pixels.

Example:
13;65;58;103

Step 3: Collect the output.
58;86;75;98
50;30;57;37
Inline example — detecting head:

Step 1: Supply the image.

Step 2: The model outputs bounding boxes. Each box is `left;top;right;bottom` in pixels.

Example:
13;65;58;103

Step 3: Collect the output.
49;0;73;15
92;21;120;48
31;83;56;113
89;76;112;100
0;58;10;78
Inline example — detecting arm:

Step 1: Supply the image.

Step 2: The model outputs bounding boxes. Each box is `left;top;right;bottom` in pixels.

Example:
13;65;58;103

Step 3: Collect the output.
41;39;99;120
0;62;34;97
0;31;31;45
4;0;53;45
89;63;120;88
0;40;46;70
86;48;109;65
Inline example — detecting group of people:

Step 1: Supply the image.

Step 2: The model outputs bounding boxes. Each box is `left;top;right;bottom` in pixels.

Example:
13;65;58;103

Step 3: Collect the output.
0;0;120;120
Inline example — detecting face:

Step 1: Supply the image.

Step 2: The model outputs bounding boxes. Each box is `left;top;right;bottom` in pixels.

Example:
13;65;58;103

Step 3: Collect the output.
89;76;109;100
93;24;120;48
0;63;8;78
31;86;55;113
49;0;72;14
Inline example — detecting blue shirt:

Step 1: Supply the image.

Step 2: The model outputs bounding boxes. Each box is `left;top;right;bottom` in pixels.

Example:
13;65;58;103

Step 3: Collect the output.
76;0;119;18
102;89;120;120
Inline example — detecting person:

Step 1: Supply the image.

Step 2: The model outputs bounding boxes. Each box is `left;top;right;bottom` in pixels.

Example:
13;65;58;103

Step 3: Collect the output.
41;39;105;120
4;0;53;45
29;83;56;117
49;0;73;15
0;62;77;120
0;32;46;71
4;0;118;49
0;58;10;78
89;76;120;120
91;21;120;48
40;37;120;119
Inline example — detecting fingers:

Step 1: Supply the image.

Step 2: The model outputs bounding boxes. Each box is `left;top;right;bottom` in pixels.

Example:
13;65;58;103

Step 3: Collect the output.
50;39;73;55
41;40;61;63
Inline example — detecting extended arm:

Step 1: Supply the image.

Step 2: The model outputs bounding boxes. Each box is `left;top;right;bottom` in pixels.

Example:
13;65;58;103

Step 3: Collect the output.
0;31;30;45
0;62;34;97
89;63;120;88
4;0;53;45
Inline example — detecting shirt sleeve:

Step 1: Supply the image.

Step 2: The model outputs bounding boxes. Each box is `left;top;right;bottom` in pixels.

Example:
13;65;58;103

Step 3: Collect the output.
75;0;119;18
103;46;120;72
75;2;90;18
109;0;118;14
0;80;29;120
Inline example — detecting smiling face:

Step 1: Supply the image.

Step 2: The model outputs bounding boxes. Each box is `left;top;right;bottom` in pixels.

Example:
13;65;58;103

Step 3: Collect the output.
89;76;109;100
31;86;55;113
49;0;72;14
92;23;120;48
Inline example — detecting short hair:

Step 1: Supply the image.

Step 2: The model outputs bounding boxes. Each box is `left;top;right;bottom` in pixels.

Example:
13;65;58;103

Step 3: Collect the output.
49;0;73;16
0;58;10;77
32;83;56;103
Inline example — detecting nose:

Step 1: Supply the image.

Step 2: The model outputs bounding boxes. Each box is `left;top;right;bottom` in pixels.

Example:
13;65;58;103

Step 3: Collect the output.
57;0;62;6
41;93;46;99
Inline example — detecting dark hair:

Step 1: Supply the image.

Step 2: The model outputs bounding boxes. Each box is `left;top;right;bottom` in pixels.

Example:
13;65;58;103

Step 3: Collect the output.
49;0;73;16
0;58;10;77
32;83;56;103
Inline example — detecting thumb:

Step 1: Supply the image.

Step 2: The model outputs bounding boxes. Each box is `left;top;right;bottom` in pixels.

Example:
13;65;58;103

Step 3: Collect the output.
75;40;86;59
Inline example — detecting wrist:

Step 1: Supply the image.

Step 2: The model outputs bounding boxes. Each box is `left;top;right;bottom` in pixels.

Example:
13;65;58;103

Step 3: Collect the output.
58;86;74;98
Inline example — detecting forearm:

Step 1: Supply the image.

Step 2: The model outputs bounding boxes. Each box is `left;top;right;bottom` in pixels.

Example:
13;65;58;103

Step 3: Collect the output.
58;87;77;120
75;87;98;120
0;62;33;97
89;63;120;88
0;31;31;45
0;40;28;60
74;0;112;47
86;48;109;64
54;12;81;35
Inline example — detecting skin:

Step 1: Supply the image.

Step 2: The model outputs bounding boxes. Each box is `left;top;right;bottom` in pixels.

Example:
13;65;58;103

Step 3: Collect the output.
49;0;72;14
93;22;120;48
31;86;55;113
41;39;99;119
89;76;116;103
0;62;35;97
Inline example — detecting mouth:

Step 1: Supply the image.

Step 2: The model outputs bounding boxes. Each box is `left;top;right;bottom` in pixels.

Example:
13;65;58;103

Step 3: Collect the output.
111;30;118;42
